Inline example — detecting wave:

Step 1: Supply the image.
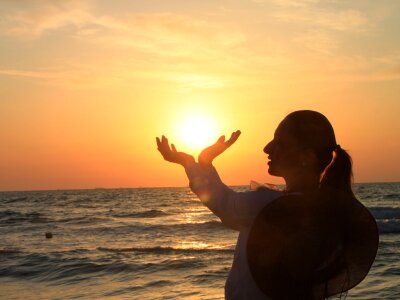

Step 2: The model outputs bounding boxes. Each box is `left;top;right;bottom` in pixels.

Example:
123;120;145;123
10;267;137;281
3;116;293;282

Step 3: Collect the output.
144;280;174;288
0;211;108;225
97;246;234;254
161;220;226;231
124;220;227;234
0;251;155;281
377;220;400;234
70;220;228;237
4;196;28;203
0;248;22;254
370;207;400;220
0;210;49;224
111;209;170;218
102;220;226;232
190;269;229;284
383;193;400;199
54;216;108;224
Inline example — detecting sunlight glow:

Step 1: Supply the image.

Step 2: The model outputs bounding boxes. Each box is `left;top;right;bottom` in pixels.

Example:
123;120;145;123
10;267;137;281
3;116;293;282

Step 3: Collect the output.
176;113;218;151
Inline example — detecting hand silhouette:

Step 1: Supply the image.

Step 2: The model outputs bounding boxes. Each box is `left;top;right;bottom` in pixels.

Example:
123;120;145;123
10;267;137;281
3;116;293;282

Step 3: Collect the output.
198;130;241;166
156;135;195;167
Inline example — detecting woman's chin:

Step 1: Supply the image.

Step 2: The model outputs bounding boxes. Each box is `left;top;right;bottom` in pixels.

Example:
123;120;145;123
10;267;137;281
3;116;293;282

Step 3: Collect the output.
267;166;281;177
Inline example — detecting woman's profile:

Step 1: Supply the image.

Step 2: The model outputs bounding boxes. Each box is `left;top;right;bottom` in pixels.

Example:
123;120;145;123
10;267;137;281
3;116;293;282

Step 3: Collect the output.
156;110;378;300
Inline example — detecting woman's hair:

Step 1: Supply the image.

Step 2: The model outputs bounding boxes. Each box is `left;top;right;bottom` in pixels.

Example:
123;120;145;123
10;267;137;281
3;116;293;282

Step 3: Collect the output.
284;110;355;197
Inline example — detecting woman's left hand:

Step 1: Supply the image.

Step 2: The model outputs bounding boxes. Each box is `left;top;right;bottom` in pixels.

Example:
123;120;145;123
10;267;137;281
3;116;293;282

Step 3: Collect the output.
156;135;195;167
198;130;241;167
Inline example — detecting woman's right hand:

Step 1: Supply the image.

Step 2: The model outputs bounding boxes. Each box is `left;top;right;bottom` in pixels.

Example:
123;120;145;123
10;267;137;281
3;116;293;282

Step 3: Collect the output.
198;130;241;167
156;135;195;167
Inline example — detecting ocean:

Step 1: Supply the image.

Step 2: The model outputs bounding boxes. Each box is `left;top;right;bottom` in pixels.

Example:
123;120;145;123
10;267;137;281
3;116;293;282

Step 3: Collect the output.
1;183;399;299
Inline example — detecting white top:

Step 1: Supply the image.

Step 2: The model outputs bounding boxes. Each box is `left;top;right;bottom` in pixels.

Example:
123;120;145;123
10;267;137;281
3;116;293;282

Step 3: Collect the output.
185;163;283;300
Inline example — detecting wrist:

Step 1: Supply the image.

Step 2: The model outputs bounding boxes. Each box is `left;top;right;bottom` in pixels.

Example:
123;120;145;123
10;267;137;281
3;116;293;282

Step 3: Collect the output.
182;159;196;168
198;159;212;168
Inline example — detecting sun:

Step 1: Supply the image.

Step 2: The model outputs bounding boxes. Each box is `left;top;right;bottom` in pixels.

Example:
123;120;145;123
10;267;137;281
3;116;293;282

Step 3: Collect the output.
175;113;218;152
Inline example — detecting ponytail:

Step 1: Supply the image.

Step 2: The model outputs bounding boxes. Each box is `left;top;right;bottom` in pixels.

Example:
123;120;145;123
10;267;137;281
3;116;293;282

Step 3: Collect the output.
283;111;356;198
320;147;355;198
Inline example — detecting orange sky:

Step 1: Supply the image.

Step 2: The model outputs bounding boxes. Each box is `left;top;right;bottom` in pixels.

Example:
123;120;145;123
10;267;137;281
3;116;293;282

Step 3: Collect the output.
1;0;399;191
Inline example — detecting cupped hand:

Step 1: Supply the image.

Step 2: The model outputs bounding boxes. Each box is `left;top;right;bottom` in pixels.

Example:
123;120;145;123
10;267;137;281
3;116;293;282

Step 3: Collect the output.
198;130;241;167
156;135;195;167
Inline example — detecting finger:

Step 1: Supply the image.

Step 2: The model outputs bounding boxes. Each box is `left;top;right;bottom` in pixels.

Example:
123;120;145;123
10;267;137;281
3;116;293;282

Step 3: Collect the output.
161;135;172;151
156;137;161;148
162;135;169;145
158;136;172;158
217;135;225;143
233;130;241;140
171;144;177;152
231;130;241;143
226;130;241;146
227;132;237;143
156;137;166;154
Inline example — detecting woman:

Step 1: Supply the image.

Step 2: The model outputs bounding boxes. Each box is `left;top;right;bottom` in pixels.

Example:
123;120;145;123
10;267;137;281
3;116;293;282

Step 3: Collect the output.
156;110;378;299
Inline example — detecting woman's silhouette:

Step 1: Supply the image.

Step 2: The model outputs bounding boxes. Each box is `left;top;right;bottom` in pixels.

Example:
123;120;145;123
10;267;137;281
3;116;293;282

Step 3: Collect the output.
156;110;378;300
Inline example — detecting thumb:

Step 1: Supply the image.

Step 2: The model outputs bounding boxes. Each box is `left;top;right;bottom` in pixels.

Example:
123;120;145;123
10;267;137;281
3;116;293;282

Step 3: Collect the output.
217;135;225;143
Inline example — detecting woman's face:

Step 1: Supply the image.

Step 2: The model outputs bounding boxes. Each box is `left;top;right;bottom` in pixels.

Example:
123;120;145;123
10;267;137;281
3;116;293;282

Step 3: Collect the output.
263;119;303;177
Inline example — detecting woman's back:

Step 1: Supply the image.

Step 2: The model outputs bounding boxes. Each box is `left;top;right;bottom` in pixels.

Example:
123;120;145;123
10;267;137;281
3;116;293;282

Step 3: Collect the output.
247;188;378;300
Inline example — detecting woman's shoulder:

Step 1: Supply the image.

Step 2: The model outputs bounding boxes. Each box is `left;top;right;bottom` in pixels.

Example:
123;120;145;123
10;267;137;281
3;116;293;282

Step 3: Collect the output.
250;180;283;194
252;186;284;201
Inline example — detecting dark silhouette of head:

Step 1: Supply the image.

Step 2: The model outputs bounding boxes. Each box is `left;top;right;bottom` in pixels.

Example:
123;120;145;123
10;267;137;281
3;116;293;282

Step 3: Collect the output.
264;110;354;195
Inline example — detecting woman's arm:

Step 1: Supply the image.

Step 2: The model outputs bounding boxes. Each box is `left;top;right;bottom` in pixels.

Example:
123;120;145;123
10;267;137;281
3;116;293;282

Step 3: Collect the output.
156;132;281;231
184;162;281;231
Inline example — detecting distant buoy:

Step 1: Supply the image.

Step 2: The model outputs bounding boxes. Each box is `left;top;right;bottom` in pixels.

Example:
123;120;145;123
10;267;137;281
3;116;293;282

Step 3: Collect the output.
45;232;53;239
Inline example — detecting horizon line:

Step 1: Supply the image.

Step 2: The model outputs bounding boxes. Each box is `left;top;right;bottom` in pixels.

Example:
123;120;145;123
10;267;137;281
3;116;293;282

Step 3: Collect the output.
1;180;399;193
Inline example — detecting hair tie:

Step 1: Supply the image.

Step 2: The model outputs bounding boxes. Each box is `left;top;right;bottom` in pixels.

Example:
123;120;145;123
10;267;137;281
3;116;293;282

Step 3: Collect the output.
335;144;341;151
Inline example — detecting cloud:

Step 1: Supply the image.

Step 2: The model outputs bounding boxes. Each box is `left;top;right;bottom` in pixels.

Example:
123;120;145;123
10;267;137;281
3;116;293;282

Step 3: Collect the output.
84;13;247;61
0;69;54;79
273;8;370;33
0;0;396;89
375;53;400;67
0;2;253;89
0;63;127;89
0;1;245;48
0;2;246;62
265;0;322;7
251;0;371;33
293;30;338;55
0;0;91;37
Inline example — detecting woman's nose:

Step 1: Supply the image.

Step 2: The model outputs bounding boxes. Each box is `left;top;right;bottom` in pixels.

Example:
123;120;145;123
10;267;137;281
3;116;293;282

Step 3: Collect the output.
264;141;273;154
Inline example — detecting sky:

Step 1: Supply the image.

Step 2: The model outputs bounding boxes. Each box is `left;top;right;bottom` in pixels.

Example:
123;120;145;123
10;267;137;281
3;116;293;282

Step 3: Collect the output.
0;0;399;191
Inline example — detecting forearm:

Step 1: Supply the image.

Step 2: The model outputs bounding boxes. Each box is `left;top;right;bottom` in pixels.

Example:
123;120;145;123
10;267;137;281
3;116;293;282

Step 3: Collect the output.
184;162;280;231
184;162;232;215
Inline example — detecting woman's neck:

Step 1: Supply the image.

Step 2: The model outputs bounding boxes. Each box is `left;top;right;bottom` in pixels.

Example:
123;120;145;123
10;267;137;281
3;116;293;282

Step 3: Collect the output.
284;173;320;193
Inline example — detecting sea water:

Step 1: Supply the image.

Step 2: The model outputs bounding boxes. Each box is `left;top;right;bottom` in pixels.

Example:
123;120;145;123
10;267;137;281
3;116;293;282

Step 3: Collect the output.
0;183;399;299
